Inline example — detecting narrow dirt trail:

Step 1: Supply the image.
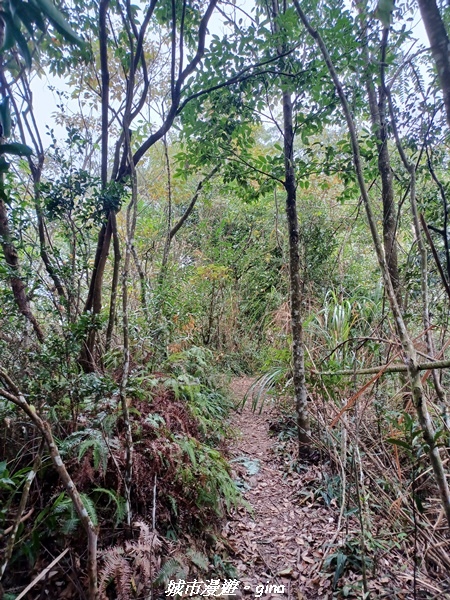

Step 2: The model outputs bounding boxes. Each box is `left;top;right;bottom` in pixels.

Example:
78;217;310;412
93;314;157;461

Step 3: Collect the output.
222;377;337;600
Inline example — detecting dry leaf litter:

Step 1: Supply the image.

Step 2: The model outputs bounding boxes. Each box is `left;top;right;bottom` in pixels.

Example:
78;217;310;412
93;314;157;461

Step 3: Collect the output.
222;378;449;600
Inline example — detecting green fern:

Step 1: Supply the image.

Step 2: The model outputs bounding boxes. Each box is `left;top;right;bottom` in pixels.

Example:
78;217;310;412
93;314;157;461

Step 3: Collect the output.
164;371;232;442
59;430;90;454
168;494;178;517
62;514;79;535
175;435;241;516
177;435;198;468
92;487;127;526
154;557;188;586
78;435;109;474
52;491;98;533
60;428;113;475
186;548;209;571
78;493;98;525
145;412;166;428
98;412;119;437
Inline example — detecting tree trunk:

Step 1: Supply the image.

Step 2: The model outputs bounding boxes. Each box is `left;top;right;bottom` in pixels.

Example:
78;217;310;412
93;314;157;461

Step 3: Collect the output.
282;89;311;453
159;135;173;281
80;216;113;371
417;0;450;131
105;213;121;351
271;0;311;455
0;187;44;343
80;0;111;371
358;17;401;305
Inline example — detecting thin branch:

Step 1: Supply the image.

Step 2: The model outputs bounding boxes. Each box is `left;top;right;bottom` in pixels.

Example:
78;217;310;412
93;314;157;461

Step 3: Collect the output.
15;549;69;600
314;358;450;377
420;214;450;303
176;47;305;116
169;166;219;239
99;0;110;188
129;0;220;171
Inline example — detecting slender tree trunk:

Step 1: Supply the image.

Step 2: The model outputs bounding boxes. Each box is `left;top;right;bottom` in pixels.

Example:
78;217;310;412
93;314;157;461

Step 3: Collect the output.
35;205;67;304
357;16;401;305
388;93;450;428
417;0;450;131
131;244;148;314
119;128;137;528
0;181;44;343
377;32;401;305
80;217;113;371
271;0;310;455
80;0;111;371
282;89;311;452
294;0;450;527
160;135;173;280
105;213;121;351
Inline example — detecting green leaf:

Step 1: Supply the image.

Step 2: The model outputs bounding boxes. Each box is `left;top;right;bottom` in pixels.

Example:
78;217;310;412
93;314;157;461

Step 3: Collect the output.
0;96;12;138
79;492;98;526
92;487;126;525
16;0;47;34
0;157;11;172
33;0;84;46
413;493;425;514
0;142;33;156
186;548;209;571
333;552;347;589
375;0;395;27
0;11;32;67
0;13;16;52
0;476;15;489
386;437;411;450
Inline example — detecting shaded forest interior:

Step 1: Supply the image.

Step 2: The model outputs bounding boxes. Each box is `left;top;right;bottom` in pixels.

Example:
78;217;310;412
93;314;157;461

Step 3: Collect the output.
1;0;450;598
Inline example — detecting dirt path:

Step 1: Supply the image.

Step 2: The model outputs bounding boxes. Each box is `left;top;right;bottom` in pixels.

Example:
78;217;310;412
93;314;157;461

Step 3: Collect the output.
223;377;337;600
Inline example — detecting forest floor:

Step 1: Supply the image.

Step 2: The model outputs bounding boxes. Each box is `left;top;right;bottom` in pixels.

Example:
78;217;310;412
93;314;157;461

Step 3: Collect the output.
223;377;340;600
221;378;443;600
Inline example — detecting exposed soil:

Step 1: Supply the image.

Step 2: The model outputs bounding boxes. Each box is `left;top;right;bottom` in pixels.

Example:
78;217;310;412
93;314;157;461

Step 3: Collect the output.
223;377;339;600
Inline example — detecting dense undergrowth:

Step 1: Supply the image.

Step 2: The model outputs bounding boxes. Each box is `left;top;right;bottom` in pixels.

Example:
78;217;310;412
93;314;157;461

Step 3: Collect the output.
0;345;240;599
247;287;450;598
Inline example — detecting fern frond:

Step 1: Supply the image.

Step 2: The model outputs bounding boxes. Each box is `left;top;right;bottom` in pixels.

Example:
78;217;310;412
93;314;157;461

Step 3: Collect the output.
78;432;109;474
154;557;188;586
79;492;98;526
177;436;198;468
186;548;209;571
98;546;133;600
125;521;161;555
93;487;127;526
62;515;79;535
61;428;113;475
136;520;162;549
